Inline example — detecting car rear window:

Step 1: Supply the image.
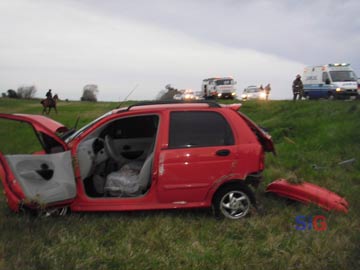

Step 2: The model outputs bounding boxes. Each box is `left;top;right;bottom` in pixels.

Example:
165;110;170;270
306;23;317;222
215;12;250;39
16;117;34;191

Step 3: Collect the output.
169;111;234;148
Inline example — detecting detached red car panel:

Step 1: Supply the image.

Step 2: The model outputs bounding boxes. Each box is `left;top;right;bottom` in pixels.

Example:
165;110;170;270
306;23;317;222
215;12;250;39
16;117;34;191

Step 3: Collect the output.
0;101;274;219
266;179;349;213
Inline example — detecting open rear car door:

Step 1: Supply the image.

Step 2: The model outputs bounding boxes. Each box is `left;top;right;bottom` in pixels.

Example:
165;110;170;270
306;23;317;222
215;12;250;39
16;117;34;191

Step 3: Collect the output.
237;111;275;154
0;114;76;212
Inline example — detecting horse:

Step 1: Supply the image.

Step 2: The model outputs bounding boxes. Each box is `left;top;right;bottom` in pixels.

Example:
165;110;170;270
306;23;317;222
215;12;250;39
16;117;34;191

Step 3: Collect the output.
41;94;59;115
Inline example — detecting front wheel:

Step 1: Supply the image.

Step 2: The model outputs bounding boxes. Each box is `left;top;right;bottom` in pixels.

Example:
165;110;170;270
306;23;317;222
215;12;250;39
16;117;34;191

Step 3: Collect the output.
213;184;255;219
42;207;69;217
25;206;69;217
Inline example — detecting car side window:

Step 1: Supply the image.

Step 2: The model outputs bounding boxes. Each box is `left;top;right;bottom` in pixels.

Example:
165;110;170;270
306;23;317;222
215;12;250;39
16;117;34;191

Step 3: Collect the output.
0;119;44;154
102;115;159;139
169;111;234;148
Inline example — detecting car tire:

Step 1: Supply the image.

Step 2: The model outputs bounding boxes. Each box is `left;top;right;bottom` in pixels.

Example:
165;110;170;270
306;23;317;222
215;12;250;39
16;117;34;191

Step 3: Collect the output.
39;207;69;217
47;207;69;217
212;183;255;220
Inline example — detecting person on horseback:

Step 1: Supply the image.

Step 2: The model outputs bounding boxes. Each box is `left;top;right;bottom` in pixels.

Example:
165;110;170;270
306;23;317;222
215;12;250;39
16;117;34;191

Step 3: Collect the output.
46;89;52;99
41;89;58;114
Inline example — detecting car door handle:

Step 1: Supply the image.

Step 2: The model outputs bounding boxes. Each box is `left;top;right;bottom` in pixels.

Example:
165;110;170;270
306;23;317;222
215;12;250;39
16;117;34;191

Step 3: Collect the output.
36;169;54;180
216;149;230;156
36;163;54;180
123;145;131;150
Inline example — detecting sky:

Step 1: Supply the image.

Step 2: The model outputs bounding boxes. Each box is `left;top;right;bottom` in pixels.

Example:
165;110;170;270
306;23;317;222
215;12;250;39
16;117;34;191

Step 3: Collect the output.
0;0;359;101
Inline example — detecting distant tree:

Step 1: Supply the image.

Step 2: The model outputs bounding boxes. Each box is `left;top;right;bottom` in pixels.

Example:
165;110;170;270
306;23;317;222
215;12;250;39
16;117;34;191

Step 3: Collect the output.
155;89;166;100
81;84;99;102
1;92;6;98
7;89;18;98
158;84;180;100
17;85;37;99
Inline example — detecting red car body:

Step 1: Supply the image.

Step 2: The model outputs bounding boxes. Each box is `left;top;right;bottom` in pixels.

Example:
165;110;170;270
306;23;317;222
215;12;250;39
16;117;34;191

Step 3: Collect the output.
0;102;274;218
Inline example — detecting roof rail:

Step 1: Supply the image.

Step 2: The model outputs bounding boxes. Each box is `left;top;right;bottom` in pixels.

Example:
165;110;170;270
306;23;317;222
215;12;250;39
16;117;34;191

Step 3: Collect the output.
123;100;222;111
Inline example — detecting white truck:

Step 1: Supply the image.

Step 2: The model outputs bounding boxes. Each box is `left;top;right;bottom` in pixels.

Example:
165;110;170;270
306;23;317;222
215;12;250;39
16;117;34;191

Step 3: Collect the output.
303;63;358;99
201;77;237;99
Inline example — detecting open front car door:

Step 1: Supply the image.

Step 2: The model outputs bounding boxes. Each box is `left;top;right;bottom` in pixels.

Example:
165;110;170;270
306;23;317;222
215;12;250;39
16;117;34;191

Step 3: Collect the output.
0;114;76;212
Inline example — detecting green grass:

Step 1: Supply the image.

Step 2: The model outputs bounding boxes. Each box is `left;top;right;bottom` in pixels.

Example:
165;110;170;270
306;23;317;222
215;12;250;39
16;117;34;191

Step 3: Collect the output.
0;98;359;270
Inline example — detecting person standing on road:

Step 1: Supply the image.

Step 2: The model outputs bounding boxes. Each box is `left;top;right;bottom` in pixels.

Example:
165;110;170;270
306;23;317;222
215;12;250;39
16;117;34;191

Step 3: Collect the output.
265;83;271;100
292;75;303;101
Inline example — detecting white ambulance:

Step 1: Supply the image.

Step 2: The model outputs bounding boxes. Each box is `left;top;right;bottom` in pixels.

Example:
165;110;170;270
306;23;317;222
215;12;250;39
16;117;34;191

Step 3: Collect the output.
302;63;358;99
202;77;237;99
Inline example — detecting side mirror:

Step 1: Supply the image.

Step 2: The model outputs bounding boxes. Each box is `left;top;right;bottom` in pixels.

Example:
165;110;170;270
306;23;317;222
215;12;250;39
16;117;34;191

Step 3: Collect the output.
325;79;331;85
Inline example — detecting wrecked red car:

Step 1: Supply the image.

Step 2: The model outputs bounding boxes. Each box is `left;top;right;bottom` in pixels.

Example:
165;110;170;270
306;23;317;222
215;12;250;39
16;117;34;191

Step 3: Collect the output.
0;101;274;219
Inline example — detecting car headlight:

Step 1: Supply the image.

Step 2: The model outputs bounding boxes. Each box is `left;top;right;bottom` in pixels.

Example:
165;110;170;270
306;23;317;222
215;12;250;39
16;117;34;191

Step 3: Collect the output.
260;92;266;98
336;88;342;92
218;93;222;97
231;92;236;96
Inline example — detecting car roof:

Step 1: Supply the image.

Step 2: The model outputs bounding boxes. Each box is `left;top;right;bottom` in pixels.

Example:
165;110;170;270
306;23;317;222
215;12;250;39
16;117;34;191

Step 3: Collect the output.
113;101;240;113
129;103;211;111
203;77;233;82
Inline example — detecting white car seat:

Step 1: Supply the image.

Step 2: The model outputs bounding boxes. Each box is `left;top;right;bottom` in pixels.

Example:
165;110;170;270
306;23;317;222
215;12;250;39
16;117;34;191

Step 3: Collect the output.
104;153;154;197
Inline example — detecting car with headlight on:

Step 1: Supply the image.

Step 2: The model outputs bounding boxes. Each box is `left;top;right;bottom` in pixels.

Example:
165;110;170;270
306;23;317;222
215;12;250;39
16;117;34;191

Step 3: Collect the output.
0;101;274;219
303;63;358;100
241;86;266;101
173;89;201;101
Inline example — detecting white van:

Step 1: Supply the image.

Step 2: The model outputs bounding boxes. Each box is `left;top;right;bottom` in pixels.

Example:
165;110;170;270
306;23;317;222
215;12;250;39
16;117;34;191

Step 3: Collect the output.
202;77;237;99
303;63;358;99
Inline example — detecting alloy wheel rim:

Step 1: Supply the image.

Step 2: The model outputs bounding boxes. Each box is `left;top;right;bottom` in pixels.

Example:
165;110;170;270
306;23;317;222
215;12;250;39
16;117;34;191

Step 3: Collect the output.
220;190;250;219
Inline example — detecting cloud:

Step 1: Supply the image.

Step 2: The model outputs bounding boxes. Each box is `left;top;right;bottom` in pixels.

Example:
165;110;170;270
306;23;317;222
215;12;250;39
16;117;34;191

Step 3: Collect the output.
81;0;360;66
0;0;320;101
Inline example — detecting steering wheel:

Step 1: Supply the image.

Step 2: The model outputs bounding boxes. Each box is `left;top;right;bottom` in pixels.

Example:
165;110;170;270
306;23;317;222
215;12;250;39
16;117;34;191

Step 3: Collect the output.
104;135;130;163
92;137;105;153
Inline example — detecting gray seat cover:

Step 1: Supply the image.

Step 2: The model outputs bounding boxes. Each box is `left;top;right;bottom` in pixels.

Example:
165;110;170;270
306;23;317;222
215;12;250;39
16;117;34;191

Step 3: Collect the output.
105;153;154;196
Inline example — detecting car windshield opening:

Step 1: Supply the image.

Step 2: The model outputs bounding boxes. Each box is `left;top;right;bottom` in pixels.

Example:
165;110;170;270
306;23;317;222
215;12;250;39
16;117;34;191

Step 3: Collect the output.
65;111;113;142
329;71;357;82
215;80;233;86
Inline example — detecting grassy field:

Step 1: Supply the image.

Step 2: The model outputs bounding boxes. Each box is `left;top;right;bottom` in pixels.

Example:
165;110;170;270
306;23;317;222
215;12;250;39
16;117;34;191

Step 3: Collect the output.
0;98;359;270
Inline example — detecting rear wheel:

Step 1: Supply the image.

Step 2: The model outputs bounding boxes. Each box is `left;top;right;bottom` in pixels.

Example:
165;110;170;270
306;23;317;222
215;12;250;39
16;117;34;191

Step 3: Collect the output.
213;184;255;219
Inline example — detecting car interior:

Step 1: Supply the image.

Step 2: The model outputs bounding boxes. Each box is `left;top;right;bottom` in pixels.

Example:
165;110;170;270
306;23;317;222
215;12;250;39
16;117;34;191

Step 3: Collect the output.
77;114;159;198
